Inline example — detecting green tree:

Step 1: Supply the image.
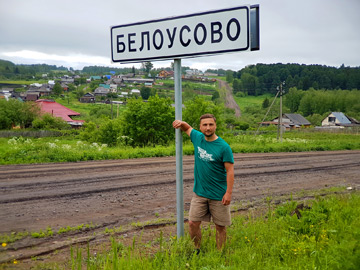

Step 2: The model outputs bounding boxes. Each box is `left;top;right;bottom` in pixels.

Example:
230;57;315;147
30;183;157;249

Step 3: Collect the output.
79;121;99;143
52;82;63;96
211;90;220;102
75;88;85;99
142;62;153;75
32;113;70;130
284;87;304;113
0;99;40;129
183;96;224;134
262;97;270;109
233;79;241;93
225;70;234;83
98;118;122;146
140;86;151;100
241;73;257;96
120;95;175;146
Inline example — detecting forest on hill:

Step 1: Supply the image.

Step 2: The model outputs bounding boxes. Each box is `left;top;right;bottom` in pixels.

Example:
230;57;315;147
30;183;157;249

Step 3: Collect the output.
229;63;360;96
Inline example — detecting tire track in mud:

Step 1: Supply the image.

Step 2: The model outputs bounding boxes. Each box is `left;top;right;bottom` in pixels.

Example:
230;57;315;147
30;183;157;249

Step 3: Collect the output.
0;160;358;204
1;151;359;205
0;151;359;231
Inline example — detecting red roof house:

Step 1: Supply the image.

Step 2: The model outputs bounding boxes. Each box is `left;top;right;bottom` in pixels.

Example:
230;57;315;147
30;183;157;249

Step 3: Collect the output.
36;99;84;127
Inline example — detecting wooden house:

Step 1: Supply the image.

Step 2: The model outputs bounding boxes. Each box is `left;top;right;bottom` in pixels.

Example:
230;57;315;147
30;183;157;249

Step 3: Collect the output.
261;113;311;130
79;93;95;103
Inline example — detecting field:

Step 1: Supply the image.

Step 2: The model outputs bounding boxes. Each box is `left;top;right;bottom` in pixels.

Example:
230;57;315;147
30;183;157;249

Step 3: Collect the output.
234;94;272;109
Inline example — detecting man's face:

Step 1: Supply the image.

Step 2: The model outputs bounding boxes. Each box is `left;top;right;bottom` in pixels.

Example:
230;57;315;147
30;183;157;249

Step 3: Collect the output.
200;118;216;138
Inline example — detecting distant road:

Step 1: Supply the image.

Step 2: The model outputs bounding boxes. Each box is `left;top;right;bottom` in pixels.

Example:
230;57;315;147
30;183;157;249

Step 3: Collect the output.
218;79;241;117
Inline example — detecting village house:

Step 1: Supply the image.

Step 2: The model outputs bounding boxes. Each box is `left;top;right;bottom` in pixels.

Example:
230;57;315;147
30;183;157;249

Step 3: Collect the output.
130;89;140;95
158;70;174;78
261;113;311;130
79;92;95;103
93;86;110;96
60;76;74;84
36;99;84;128
321;112;360;128
25;83;52;100
123;77;154;84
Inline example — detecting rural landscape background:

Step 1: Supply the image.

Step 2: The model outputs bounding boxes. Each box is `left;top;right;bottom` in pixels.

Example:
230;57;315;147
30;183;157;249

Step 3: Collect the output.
0;59;359;269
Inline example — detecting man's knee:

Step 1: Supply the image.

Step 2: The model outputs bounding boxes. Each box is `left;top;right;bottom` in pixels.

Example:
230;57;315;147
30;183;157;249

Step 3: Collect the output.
189;220;201;229
215;224;226;233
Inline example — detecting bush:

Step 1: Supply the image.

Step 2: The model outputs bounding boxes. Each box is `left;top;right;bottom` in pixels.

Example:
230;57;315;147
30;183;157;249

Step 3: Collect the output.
32;113;70;130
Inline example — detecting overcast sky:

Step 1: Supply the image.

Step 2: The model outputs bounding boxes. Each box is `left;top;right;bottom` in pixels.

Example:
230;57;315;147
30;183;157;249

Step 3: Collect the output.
0;0;359;71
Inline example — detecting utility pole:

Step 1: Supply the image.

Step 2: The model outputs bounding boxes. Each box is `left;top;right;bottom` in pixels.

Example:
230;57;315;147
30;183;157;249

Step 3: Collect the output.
277;82;285;142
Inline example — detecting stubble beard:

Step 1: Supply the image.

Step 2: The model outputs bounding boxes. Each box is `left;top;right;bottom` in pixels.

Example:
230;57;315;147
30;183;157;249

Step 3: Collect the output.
204;132;214;138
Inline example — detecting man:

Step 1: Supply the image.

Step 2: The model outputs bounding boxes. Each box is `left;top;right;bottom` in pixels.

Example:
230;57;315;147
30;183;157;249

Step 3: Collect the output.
172;114;234;251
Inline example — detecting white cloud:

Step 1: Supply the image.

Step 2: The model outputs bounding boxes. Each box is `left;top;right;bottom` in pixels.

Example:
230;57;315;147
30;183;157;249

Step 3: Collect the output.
0;0;359;70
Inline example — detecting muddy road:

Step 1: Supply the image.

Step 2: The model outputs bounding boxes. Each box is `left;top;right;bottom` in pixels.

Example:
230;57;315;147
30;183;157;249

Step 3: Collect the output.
1;150;359;234
0;150;359;264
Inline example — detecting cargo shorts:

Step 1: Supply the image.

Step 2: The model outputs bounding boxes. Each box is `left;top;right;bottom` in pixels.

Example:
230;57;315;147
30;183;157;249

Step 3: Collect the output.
189;193;231;226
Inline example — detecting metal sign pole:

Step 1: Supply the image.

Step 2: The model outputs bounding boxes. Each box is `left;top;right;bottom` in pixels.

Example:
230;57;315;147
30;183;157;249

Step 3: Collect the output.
174;58;184;237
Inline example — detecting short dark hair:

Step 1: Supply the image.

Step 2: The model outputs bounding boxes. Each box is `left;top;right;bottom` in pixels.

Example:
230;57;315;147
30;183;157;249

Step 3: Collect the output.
200;114;216;123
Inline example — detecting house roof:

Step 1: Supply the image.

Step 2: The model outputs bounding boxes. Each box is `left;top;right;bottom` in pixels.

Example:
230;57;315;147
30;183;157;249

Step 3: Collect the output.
94;87;110;94
36;100;84;123
330;112;351;124
284;114;311;126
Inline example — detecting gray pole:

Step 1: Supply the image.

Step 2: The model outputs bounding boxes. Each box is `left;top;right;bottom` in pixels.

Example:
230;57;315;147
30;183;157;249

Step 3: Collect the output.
279;84;283;142
174;58;184;237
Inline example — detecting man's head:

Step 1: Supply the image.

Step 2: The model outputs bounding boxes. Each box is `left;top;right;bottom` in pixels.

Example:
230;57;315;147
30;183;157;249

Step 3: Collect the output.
199;114;217;139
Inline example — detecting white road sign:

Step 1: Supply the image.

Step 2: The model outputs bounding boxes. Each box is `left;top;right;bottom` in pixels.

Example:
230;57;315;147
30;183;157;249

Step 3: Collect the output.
111;6;258;63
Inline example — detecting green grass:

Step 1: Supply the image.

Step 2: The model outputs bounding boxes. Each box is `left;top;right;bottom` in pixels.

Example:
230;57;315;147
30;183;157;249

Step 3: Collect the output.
234;94;273;109
68;192;360;269
0;80;47;85
0;131;359;165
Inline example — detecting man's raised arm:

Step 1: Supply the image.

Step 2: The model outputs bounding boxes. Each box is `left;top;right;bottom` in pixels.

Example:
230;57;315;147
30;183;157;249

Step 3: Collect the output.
172;120;193;137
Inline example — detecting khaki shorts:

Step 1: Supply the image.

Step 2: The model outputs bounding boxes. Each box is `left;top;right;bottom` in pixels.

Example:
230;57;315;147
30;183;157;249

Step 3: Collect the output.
189;193;231;226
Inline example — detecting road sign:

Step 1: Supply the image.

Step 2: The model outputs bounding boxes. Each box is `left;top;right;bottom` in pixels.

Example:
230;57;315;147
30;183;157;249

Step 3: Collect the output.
111;5;259;63
110;5;260;238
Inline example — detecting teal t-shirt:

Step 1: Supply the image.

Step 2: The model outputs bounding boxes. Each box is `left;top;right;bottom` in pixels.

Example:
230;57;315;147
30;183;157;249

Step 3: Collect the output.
190;129;234;201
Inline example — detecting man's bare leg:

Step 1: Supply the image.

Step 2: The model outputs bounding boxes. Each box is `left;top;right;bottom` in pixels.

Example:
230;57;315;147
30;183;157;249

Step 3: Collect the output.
189;220;202;249
215;224;226;249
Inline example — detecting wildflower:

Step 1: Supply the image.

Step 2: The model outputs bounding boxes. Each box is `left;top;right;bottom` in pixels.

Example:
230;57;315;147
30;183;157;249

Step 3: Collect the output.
8;138;17;145
2;243;7;247
13;260;18;264
62;144;71;150
47;142;57;148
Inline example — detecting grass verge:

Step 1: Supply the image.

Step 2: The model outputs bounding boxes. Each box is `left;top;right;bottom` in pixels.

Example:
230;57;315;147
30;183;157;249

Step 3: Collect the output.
65;191;359;270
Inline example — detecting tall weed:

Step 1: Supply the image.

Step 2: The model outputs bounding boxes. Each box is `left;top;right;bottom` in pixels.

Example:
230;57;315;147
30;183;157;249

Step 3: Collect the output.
70;193;360;270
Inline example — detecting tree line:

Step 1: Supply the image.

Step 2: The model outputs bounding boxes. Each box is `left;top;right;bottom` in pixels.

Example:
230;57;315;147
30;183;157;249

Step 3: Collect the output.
228;63;360;96
0;59;69;80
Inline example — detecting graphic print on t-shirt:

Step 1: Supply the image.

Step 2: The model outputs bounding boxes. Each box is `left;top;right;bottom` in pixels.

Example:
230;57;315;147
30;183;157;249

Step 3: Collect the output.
198;146;214;162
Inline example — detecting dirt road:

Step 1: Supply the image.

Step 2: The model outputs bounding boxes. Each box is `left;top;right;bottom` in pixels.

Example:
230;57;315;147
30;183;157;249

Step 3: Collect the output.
1;150;359;264
218;79;241;117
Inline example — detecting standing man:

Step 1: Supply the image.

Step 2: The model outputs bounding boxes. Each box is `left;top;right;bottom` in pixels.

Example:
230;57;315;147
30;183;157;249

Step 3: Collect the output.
172;114;234;251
